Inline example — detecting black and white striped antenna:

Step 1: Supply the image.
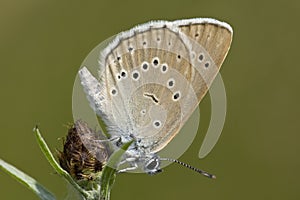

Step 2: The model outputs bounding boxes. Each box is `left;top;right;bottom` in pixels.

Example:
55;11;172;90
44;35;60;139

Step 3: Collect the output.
160;158;216;179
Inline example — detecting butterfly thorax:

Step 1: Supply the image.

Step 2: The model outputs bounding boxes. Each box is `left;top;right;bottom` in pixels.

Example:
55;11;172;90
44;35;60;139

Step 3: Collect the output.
112;133;162;174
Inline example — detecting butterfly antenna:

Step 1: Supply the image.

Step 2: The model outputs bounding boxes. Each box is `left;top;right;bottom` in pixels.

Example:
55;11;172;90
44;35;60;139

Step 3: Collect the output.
160;158;216;179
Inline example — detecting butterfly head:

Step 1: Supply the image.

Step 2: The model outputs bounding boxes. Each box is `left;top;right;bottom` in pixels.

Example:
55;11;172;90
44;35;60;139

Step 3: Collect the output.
144;154;163;175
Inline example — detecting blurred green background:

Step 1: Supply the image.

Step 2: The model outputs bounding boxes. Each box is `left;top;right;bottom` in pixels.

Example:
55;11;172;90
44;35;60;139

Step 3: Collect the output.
1;0;299;199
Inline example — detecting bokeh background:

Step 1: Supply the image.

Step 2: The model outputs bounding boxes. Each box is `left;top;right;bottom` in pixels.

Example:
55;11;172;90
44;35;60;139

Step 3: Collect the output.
1;0;299;199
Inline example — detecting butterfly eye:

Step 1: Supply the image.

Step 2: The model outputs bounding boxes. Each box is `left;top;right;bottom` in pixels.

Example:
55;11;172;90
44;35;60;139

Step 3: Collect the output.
144;157;160;174
146;159;158;169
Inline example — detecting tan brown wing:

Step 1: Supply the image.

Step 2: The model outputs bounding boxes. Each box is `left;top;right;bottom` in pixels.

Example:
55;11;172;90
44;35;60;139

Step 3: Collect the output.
101;26;195;152
179;23;232;68
79;19;233;154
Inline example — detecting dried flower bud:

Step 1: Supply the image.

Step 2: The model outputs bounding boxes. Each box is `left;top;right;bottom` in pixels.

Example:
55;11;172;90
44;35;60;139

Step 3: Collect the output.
58;120;112;183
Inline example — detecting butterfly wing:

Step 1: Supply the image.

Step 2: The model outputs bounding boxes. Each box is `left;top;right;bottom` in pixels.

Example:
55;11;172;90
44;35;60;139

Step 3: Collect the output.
79;18;232;153
177;19;233;157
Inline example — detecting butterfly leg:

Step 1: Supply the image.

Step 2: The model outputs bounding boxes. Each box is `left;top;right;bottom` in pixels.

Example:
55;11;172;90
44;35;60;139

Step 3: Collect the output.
93;136;120;143
117;162;138;173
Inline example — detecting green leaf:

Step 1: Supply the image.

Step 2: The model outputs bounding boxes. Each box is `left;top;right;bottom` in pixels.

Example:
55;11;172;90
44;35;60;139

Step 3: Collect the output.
100;140;133;200
0;158;56;200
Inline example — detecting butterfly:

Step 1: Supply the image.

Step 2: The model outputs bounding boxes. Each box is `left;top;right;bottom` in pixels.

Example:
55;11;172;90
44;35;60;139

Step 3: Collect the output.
78;18;232;177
